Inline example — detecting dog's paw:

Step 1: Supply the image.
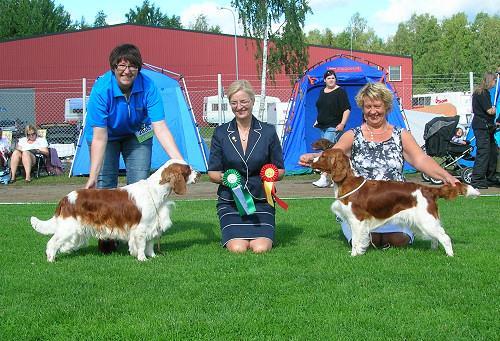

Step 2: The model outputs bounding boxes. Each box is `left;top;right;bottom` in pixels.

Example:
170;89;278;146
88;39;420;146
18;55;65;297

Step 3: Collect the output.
137;254;148;262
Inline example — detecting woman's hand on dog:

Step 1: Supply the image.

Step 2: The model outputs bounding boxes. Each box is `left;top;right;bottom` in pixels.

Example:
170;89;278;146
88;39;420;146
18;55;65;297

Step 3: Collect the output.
299;153;321;167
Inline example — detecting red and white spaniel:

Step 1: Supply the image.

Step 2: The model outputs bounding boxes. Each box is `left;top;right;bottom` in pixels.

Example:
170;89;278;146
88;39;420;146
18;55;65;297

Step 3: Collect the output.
311;149;480;257
31;160;199;262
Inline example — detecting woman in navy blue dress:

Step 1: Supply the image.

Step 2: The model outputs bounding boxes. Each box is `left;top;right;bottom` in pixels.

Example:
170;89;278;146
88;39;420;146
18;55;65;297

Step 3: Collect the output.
208;80;285;253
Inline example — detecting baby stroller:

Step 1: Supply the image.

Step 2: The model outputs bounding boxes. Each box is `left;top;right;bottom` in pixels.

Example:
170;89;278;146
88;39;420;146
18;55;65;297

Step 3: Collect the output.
421;115;474;184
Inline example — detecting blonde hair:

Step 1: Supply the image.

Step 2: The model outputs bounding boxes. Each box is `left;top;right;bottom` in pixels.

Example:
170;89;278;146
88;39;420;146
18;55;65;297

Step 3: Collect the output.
474;72;496;94
355;82;393;113
24;124;38;136
226;80;256;102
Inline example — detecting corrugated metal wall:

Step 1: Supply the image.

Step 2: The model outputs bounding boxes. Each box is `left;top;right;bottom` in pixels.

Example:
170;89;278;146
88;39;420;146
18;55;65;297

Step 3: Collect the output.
0;24;413;126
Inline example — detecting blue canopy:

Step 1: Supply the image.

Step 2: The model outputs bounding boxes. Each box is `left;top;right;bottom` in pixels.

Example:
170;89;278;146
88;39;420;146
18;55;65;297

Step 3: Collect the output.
282;55;408;174
71;67;209;176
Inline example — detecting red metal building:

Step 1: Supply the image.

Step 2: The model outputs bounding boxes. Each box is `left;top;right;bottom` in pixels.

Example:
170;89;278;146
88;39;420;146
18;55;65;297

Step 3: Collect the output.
0;24;412;125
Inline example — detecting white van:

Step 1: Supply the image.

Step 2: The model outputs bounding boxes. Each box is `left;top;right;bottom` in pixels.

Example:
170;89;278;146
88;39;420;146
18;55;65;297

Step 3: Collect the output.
203;95;281;125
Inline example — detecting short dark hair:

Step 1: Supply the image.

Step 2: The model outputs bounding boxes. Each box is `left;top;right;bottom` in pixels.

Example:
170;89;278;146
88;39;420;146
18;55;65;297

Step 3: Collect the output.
109;43;142;71
323;69;337;80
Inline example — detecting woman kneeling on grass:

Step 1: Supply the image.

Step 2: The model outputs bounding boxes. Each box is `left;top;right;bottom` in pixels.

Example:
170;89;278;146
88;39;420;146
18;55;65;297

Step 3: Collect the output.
208;80;285;253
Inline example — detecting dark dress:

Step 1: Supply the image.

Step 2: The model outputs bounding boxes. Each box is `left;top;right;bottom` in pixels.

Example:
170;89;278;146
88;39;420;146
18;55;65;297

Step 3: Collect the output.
208;117;284;246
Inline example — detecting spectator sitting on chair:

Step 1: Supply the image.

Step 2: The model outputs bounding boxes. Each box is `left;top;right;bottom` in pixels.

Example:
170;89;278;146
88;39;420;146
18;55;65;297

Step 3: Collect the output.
9;124;49;183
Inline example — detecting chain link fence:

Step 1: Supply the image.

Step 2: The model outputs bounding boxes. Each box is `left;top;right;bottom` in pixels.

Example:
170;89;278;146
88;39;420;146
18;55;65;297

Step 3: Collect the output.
0;72;478;174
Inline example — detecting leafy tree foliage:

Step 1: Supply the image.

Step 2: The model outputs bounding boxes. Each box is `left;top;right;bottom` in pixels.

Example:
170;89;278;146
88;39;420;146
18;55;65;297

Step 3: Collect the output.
0;0;72;39
189;14;222;33
231;0;311;81
93;10;107;27
125;0;182;28
305;11;499;93
386;12;499;93
74;16;91;30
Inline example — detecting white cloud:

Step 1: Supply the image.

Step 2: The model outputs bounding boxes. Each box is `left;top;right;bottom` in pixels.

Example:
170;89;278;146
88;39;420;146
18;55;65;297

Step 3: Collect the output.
180;2;243;35
307;0;351;12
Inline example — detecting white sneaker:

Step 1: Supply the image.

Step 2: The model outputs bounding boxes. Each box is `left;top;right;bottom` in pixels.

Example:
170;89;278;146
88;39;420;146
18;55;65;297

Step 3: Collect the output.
312;176;331;188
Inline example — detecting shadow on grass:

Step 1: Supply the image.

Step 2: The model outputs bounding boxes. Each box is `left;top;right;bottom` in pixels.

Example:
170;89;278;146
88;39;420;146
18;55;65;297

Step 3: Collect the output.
275;223;303;247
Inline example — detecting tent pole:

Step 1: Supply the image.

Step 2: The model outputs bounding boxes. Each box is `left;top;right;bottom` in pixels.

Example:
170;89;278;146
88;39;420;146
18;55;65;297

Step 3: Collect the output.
69;77;87;177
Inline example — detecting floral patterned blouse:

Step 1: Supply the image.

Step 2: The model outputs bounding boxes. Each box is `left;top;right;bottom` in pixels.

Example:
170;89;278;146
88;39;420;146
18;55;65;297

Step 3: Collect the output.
350;126;405;181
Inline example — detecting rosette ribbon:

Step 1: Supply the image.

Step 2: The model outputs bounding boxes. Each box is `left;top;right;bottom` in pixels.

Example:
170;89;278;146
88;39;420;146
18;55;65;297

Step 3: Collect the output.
260;164;288;210
222;169;256;216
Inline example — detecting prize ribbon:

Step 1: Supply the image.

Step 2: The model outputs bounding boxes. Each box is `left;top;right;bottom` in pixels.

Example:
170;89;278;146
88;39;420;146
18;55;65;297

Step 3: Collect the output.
260;164;288;210
222;169;256;216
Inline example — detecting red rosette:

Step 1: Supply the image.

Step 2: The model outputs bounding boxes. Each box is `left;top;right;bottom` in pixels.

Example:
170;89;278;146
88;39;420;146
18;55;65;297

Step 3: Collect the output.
260;164;288;211
260;164;279;182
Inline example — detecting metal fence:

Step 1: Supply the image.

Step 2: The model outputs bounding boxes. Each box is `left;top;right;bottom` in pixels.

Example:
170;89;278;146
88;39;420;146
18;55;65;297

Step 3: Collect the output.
0;72;477;173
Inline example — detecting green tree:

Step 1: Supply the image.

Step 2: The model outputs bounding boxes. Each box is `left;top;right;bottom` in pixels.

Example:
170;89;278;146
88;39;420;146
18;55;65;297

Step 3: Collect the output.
335;13;384;52
189;14;222;33
470;13;500;74
93;10;108;27
0;0;72;40
125;0;182;28
437;13;474;84
386;14;442;92
231;0;311;81
74;16;90;30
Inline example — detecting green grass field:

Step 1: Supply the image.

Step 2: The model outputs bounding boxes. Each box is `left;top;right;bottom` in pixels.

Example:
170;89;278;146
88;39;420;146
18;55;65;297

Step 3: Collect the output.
1;197;498;340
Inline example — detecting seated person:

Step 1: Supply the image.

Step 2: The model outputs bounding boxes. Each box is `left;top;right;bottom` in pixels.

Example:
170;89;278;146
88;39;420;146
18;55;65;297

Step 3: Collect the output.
451;127;468;145
9;124;49;183
0;128;11;169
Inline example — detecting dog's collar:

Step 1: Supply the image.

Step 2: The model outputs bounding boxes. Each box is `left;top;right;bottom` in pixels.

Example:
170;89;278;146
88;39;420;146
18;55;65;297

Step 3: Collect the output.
334;178;367;200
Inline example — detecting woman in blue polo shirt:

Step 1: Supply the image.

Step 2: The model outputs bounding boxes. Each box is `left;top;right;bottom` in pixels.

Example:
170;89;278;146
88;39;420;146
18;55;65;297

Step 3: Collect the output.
84;43;183;190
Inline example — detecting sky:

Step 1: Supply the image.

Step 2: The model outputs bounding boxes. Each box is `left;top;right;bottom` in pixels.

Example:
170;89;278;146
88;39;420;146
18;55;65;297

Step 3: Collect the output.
57;0;499;41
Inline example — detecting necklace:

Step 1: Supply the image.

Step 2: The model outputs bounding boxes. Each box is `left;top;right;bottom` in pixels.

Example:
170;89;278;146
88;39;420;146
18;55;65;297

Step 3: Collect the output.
239;126;251;142
365;123;388;140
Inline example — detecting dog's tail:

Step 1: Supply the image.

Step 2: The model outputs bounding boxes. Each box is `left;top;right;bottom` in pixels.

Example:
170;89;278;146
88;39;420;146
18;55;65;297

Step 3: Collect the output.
31;216;57;235
427;183;480;200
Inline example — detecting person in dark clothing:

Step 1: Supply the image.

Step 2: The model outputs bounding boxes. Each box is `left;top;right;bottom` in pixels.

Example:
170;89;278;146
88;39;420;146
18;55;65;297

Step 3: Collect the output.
470;72;499;189
312;69;351;187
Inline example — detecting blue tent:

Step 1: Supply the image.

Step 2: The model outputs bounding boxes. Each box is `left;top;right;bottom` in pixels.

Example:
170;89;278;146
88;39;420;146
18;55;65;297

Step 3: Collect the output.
282;55;408;174
70;66;209;176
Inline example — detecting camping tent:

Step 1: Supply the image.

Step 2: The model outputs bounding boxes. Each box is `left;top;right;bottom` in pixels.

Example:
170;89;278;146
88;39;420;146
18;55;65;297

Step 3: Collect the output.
70;65;209;176
282;55;408;174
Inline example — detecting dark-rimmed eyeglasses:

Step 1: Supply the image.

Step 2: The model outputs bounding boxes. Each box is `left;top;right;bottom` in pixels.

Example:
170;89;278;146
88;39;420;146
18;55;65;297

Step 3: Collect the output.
27;132;37;137
116;64;139;72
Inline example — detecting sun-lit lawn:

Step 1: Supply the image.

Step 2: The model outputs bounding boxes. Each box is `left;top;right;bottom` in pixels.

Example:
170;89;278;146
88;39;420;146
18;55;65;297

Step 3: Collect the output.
0;196;498;339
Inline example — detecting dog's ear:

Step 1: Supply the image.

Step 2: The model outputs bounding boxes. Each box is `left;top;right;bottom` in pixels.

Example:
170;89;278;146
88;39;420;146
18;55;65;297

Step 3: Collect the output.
172;173;187;195
159;167;171;185
159;166;187;195
331;150;348;182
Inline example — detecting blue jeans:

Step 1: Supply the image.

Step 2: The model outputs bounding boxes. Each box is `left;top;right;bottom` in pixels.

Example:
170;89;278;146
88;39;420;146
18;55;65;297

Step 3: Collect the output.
321;127;342;143
96;135;152;189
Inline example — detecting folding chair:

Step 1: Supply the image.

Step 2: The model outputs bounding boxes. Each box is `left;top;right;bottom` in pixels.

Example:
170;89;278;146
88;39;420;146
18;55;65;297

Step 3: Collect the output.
33;129;48;178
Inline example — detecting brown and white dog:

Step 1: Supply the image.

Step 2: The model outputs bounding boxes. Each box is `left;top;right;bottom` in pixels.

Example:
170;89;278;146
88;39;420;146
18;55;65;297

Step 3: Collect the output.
31;159;199;262
311;148;480;257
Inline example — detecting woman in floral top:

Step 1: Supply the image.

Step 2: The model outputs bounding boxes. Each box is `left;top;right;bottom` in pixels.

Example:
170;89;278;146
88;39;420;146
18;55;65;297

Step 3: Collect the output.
300;82;458;249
